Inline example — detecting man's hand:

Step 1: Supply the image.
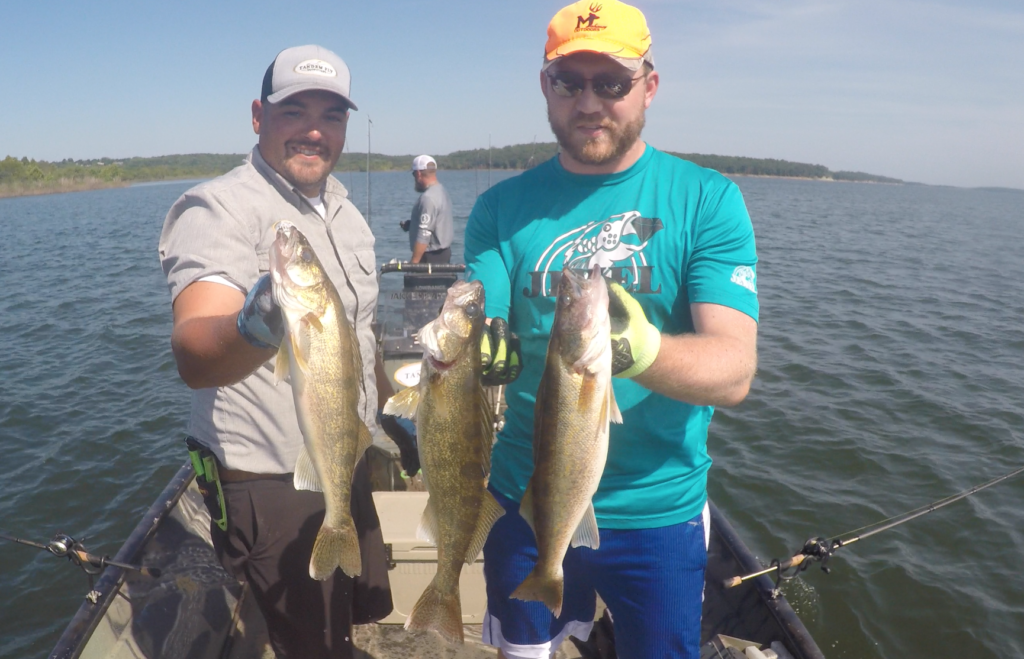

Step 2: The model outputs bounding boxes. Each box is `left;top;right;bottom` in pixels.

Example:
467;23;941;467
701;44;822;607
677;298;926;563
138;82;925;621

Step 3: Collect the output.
608;281;661;378
236;274;284;349
378;411;420;476
481;317;521;386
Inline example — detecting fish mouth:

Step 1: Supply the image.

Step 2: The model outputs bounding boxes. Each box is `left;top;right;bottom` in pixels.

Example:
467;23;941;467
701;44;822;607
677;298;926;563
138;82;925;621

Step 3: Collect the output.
428;355;455;371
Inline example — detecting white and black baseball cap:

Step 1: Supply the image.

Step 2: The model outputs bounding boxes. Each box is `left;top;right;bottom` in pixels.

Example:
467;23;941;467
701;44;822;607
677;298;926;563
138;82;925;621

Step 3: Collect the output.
261;45;358;110
411;155;437;171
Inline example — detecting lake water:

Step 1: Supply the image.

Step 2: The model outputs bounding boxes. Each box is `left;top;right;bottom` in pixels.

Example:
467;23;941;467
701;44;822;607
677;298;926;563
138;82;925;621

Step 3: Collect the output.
1;166;1023;658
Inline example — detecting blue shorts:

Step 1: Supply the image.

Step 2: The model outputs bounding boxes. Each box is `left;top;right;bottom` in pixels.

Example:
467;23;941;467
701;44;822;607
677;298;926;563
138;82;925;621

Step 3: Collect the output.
482;487;709;659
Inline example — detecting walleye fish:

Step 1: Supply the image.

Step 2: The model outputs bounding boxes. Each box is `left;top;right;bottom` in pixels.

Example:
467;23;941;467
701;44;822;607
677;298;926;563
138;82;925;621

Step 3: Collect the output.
384;279;504;643
270;221;372;580
511;265;621;616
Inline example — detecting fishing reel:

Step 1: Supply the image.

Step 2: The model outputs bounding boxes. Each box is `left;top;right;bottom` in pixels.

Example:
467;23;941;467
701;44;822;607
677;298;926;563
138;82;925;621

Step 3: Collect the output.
770;536;842;595
46;533;106;576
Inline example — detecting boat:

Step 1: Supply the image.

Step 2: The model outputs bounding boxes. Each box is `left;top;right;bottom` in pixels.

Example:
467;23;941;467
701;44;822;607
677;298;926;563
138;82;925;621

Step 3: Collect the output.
50;263;825;659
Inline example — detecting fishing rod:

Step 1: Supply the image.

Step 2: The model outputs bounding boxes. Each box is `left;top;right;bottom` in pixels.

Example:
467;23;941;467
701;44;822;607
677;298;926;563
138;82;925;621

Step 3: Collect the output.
723;463;1024;592
1;531;161;580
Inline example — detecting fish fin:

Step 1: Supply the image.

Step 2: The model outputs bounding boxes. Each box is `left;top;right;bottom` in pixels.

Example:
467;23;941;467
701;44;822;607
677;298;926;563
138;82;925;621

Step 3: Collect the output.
607;384;623;424
476;388;495;473
309;517;362;579
570;502;600;550
574;330;610;375
356;421;374;462
416;497;440;545
578;372;597;414
273;338;290;384
417;319;439;357
465;490;505;564
405;580;464;644
511;567;563;618
383;386;420;420
293;446;323;493
289;327;312;377
518;482;536;537
302;311;323;333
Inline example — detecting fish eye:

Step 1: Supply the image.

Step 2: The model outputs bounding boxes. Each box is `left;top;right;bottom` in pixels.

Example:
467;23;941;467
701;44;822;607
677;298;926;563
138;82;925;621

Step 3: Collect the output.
465;302;480;318
561;294;573;307
301;249;313;263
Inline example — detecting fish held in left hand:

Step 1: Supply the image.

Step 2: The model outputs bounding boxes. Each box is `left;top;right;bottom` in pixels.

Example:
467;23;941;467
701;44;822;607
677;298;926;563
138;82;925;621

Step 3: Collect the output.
270;221;373;580
511;265;621;617
384;279;504;643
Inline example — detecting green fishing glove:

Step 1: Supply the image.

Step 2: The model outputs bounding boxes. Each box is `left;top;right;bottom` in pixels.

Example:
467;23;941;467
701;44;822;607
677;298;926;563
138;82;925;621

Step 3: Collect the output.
480;317;522;386
608;281;662;378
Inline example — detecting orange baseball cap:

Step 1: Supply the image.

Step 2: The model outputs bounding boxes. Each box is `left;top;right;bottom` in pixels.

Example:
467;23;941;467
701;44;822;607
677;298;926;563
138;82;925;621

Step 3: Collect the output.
544;0;653;70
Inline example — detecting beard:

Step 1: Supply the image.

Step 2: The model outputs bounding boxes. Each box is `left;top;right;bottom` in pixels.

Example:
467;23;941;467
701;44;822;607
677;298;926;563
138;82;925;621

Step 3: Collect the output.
279;141;337;194
548;107;646;166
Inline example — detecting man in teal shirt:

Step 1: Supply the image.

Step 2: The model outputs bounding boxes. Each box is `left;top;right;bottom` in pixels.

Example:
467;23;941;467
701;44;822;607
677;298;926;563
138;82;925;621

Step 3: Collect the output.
465;1;759;657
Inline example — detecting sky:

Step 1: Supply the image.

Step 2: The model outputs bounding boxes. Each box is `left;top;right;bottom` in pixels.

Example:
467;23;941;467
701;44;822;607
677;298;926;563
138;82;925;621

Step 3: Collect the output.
1;0;1022;189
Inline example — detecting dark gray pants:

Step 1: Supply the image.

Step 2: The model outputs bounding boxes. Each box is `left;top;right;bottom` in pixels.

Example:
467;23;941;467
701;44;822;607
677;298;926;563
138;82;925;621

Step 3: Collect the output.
421;246;451;264
205;459;392;658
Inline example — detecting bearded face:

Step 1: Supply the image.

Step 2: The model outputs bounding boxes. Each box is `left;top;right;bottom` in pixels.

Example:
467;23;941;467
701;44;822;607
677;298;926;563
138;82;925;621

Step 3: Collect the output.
548;103;646;166
542;52;657;173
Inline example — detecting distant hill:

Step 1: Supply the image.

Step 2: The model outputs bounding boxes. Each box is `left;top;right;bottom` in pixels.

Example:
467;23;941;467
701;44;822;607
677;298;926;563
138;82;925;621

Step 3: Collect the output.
340;144;903;184
0;145;902;198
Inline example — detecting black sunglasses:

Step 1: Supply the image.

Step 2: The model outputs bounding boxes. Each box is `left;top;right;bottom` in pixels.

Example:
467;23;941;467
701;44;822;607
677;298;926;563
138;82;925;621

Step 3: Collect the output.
546;70;645;100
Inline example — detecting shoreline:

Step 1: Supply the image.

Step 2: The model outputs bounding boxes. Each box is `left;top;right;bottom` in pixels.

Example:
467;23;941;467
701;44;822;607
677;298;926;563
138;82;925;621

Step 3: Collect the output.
724;173;903;185
0;172;903;201
0;179;131;200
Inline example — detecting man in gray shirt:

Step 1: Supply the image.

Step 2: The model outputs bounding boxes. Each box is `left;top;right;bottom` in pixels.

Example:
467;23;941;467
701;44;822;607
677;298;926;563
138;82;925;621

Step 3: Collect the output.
158;44;391;658
401;154;453;264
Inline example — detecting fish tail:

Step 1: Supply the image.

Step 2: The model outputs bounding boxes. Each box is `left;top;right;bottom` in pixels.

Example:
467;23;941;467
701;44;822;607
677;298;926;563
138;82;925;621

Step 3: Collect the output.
510;568;563;618
404;579;464;644
309;519;362;580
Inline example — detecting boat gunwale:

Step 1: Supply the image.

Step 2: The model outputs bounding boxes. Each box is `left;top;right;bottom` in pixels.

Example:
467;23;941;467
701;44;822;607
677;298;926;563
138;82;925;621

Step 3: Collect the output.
709;500;825;659
48;461;195;659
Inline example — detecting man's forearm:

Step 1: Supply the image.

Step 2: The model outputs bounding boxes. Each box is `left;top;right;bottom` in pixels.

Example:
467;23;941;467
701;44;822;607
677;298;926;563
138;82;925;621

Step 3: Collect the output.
410;241;429;263
633;332;757;407
172;314;276;389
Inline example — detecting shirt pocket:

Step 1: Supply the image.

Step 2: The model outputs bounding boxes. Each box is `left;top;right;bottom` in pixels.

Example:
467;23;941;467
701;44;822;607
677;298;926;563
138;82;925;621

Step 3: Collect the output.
354;249;376;276
256;249;271;275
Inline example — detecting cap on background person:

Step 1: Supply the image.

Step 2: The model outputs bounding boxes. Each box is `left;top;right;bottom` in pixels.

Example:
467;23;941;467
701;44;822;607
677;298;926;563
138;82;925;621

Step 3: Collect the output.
261;44;358;109
411;155;437;172
543;0;654;71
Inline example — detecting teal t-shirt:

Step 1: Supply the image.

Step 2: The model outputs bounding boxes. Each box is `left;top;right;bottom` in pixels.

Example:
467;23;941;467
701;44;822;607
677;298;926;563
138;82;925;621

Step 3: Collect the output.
465;145;758;529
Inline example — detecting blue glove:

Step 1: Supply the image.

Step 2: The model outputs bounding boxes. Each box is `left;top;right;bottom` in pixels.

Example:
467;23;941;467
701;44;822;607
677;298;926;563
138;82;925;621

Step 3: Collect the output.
377;410;420;477
236;274;283;349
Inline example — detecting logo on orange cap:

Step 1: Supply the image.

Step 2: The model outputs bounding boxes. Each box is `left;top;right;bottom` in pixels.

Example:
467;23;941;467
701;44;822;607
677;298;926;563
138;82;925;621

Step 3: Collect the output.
545;0;651;63
575;3;605;31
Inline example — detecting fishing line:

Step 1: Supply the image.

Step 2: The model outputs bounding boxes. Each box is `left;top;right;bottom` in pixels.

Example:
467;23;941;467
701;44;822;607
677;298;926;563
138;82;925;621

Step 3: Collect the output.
722;463;1024;591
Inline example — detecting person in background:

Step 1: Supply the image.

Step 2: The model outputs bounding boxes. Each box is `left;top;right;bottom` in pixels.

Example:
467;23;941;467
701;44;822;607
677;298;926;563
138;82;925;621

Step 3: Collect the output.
158;44;392;659
463;1;760;657
400;155;454;264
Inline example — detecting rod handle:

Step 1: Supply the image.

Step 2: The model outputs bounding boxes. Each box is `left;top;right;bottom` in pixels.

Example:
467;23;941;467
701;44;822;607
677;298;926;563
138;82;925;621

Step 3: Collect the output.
722;553;807;589
72;549;162;578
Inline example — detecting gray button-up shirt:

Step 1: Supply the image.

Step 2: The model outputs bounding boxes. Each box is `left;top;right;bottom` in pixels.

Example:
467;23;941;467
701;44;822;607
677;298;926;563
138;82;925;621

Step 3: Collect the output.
158;147;378;474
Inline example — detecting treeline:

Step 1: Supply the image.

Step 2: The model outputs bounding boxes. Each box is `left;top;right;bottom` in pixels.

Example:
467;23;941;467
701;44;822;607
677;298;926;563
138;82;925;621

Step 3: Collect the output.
0;154;250;198
338;144;902;183
1;145;901;198
665;152;901;183
332;142;561;172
